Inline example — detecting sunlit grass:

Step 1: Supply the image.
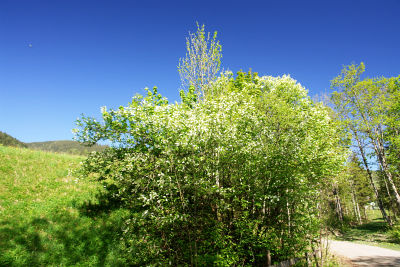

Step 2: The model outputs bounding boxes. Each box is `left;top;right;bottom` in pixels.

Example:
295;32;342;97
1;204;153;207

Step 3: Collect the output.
0;145;128;266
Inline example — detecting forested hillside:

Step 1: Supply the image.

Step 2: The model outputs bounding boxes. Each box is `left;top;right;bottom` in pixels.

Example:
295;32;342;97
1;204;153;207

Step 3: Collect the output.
0;131;27;148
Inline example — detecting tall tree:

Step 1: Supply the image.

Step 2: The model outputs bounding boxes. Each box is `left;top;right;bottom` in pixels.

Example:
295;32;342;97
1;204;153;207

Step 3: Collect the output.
331;63;397;224
178;23;222;97
384;77;400;180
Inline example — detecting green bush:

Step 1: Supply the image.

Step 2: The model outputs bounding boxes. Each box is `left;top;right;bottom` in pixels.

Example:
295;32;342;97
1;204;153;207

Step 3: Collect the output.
390;224;400;243
75;71;347;265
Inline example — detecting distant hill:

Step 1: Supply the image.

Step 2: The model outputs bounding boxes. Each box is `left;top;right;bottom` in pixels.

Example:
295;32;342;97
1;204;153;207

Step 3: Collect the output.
0;131;107;155
26;140;107;155
0;131;27;148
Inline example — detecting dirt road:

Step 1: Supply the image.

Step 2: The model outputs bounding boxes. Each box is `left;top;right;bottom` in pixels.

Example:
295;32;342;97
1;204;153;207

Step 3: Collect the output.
329;240;400;266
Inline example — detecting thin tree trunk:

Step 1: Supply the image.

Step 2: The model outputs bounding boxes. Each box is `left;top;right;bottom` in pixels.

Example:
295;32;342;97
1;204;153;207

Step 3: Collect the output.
351;90;400;213
334;185;344;221
349;179;362;224
371;133;400;212
382;174;398;220
337;196;343;221
350;187;361;223
348;89;400;220
363;206;368;221
356;202;362;223
286;189;291;235
352;127;392;225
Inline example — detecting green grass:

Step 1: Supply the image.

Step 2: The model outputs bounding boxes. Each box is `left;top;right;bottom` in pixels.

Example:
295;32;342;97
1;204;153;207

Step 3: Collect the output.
0;145;128;266
334;209;400;251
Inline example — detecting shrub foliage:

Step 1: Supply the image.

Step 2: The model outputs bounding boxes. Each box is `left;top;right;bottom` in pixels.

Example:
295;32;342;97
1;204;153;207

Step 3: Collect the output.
74;71;346;265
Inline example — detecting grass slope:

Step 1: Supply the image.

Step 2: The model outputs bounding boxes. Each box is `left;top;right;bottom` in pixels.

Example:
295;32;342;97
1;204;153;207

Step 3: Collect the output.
0;145;127;266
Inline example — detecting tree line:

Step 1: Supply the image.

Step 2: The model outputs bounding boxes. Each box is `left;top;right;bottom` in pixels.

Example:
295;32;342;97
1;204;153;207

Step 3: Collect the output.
329;63;400;226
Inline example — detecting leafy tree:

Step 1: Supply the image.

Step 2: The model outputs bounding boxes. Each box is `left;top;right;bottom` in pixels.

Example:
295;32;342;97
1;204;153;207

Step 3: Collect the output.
331;63;400;225
74;71;346;265
321;153;375;230
384;77;400;181
178;23;222;97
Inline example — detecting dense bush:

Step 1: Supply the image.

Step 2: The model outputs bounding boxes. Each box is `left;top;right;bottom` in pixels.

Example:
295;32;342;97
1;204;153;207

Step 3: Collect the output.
75;71;346;265
390;224;400;243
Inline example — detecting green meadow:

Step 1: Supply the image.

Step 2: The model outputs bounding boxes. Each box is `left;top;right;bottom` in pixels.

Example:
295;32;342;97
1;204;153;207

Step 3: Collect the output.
0;145;128;266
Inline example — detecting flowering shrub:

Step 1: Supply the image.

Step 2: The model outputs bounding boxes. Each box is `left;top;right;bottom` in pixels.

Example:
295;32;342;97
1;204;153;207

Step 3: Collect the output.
74;71;346;265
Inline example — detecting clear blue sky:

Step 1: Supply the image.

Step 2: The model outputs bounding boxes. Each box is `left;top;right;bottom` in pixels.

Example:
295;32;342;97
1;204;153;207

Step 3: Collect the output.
1;0;399;142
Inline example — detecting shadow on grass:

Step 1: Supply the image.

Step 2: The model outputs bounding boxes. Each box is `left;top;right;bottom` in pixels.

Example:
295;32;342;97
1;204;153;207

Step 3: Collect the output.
337;219;392;243
77;188;125;217
354;221;389;232
0;195;129;267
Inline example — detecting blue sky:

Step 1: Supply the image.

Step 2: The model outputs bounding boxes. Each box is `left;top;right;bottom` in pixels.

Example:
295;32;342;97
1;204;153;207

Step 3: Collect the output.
1;0;399;142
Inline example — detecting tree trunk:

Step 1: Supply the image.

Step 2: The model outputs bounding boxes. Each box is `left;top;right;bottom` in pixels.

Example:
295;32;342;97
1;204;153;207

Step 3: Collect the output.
382;174;398;220
334;185;344;221
371;133;400;213
349;178;362;224
352;127;392;225
351;187;362;224
348;88;399;221
352;90;400;213
356;202;362;223
286;190;291;235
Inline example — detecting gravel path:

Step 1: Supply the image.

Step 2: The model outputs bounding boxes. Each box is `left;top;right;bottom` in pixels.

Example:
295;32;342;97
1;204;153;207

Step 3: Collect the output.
329;240;400;266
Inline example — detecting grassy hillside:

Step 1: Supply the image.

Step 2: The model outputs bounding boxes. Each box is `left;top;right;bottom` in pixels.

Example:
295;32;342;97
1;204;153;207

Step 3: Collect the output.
0;145;127;266
26;140;107;155
0;131;27;148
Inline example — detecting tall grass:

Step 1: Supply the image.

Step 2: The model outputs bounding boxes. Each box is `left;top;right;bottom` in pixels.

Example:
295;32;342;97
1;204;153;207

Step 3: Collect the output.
0;145;128;266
